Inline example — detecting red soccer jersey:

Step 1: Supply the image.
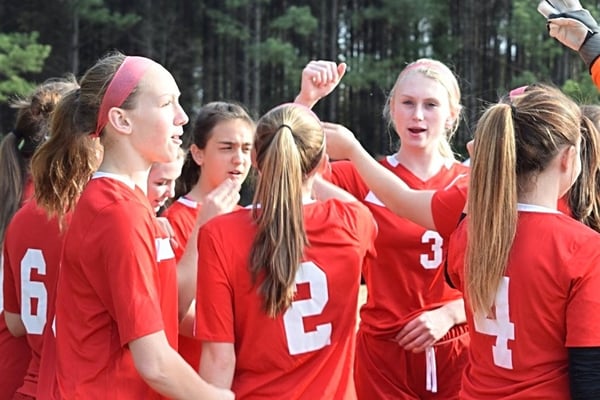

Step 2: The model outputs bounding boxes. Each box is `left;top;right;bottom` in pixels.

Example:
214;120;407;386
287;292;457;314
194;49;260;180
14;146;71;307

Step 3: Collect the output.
0;312;30;400
430;172;573;239
36;323;59;400
556;195;573;217
162;197;201;369
3;200;64;397
195;200;376;399
330;158;467;337
161;197;200;261
162;197;243;369
430;173;469;240
446;204;600;399
55;175;177;399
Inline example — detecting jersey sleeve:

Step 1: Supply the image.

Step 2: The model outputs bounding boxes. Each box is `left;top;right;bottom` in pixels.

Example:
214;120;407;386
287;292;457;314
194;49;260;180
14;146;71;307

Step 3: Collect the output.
86;202;165;346
2;242;19;314
328;160;368;198
195;222;235;343
348;200;378;258
444;220;468;292
565;240;600;347
431;176;468;240
165;214;188;262
592;59;600;91
354;201;378;279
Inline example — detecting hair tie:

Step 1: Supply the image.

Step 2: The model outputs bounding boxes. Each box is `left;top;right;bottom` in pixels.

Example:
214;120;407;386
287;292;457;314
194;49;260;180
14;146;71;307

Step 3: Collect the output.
92;56;155;138
11;129;26;151
278;124;294;133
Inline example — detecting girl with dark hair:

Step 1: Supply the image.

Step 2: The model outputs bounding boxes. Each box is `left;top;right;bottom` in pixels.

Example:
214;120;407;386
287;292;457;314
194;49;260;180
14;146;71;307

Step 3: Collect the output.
0;76;78;400
161;101;254;369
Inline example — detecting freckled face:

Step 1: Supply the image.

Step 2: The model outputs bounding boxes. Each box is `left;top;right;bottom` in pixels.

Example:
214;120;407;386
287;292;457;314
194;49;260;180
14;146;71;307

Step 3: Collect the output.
390;72;454;152
127;64;189;165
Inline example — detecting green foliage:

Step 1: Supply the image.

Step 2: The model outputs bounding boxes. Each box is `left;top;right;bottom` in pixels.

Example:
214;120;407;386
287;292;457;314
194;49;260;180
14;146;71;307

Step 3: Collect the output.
0;32;50;102
254;38;297;65
562;73;600;104
270;6;318;37
342;55;397;91
2;0;598;156
207;9;250;40
70;0;140;28
510;71;539;89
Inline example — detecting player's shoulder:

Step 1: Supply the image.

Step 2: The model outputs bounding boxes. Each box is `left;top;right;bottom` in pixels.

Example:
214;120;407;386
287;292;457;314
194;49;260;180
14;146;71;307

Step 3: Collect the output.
163;197;198;215
81;179;150;217
439;159;470;181
330;159;356;174
527;212;600;266
314;198;376;234
6;199;53;237
329;159;364;189
201;207;253;235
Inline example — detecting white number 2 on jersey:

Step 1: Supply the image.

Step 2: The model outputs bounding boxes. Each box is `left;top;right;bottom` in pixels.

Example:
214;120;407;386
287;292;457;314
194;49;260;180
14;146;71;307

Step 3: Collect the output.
21;249;48;335
420;230;443;269
473;277;515;369
283;261;332;355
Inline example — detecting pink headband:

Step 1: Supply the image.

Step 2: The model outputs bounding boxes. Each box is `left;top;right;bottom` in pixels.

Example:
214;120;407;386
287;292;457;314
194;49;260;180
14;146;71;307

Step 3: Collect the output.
92;56;155;137
509;85;528;100
401;59;460;100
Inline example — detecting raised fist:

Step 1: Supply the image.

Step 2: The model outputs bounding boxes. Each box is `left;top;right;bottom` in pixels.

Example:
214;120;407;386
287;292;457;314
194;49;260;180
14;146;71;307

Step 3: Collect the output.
538;0;600;68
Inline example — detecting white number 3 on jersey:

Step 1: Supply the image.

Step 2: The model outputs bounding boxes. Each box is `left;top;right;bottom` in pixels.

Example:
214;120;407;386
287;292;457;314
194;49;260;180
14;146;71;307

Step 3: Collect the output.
283;261;332;355
420;230;443;269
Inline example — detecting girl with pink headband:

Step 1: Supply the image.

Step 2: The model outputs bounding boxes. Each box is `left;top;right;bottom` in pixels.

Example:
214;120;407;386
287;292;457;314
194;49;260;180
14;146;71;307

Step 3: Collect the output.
31;52;235;399
297;58;470;399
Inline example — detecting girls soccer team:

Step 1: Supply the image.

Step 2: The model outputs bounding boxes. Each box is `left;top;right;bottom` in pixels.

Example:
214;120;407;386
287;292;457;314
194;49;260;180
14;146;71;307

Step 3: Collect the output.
3;0;600;398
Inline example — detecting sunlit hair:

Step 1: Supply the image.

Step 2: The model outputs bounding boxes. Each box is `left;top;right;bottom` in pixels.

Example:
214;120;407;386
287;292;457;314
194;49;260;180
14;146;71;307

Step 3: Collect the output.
250;103;325;317
466;84;581;315
383;58;462;159
0;76;78;246
31;52;138;223
175;101;254;198
570;104;600;232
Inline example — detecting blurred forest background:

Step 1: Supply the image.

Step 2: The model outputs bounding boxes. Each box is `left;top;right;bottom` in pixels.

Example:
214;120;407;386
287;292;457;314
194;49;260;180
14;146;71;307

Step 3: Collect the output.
1;0;600;160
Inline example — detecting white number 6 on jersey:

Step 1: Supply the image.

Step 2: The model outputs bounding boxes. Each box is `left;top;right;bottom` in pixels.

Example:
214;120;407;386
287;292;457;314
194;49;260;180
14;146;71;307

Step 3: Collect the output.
21;249;48;335
283;261;332;355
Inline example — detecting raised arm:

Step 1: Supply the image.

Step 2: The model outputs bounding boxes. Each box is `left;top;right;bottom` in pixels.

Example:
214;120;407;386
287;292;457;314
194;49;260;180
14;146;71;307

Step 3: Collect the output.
294;60;347;109
323;121;438;230
538;0;600;86
177;178;241;320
